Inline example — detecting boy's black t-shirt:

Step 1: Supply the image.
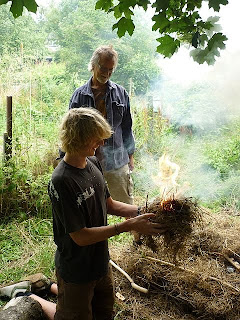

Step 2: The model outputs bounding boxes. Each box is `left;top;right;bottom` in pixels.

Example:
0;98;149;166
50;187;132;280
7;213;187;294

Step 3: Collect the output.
48;156;110;283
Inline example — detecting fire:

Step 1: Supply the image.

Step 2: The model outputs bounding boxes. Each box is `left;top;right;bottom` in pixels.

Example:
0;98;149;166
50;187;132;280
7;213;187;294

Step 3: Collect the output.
152;154;180;200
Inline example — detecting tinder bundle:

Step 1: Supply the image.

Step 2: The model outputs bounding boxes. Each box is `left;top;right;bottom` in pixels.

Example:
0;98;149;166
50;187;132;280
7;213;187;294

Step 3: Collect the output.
140;197;203;258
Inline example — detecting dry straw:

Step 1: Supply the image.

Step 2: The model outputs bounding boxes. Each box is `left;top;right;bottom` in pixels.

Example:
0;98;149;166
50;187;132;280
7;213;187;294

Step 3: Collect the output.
110;205;240;320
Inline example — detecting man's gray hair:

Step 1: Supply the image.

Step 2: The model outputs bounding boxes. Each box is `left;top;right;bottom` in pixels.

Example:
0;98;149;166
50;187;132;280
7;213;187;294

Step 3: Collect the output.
88;45;118;72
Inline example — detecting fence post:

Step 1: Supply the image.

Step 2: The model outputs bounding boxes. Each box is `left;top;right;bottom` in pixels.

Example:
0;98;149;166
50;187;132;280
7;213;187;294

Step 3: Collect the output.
3;96;13;162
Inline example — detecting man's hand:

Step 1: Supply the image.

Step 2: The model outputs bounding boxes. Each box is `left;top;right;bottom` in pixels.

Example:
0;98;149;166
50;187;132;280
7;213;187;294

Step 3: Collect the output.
128;154;134;172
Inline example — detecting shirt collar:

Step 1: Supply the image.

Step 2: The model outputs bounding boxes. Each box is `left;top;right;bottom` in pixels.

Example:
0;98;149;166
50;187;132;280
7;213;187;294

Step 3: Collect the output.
83;77;117;94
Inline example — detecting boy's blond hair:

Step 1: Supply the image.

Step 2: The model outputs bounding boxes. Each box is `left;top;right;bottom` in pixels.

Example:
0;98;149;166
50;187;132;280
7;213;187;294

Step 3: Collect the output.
60;107;112;154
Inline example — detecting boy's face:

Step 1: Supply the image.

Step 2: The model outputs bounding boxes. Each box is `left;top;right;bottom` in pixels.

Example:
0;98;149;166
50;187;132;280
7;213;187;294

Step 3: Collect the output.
80;138;104;157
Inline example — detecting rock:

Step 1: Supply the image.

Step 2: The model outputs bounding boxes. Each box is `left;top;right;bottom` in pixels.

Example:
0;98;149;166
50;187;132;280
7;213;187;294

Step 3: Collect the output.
0;296;45;320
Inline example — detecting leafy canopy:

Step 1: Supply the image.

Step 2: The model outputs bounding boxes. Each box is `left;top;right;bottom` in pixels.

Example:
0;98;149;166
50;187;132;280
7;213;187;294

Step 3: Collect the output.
0;0;229;65
95;0;229;65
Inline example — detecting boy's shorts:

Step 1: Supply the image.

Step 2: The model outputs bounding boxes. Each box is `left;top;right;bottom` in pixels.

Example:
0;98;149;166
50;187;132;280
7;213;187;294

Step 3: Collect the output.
54;265;115;320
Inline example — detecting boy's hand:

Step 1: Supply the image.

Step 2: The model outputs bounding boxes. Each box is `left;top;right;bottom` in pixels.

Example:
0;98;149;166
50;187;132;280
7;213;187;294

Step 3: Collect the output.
131;213;167;236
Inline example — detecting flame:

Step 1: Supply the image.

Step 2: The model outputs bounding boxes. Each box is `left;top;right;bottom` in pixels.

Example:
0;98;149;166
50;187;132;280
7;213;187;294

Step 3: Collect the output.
152;154;180;200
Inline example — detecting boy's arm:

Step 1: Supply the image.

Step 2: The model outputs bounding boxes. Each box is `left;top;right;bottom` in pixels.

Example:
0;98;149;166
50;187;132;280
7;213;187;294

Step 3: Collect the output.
69;197;167;247
70;213;164;246
106;196;137;217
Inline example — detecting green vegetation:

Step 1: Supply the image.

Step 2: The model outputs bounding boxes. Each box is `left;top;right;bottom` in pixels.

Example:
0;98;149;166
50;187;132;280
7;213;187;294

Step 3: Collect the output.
1;0;230;65
204;122;240;178
0;4;47;57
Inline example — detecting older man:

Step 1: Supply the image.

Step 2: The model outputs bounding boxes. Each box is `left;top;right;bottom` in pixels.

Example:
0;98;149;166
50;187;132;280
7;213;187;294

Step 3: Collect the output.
69;45;135;205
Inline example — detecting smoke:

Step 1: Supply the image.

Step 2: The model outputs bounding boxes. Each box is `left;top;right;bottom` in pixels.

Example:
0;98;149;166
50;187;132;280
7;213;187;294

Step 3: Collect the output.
178;142;223;201
134;49;240;206
152;46;240;134
135;138;240;207
179;140;240;207
207;50;240;118
133;0;240;207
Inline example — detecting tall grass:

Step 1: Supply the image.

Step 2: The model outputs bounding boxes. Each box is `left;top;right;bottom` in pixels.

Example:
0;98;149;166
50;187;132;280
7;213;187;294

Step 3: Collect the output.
0;55;75;219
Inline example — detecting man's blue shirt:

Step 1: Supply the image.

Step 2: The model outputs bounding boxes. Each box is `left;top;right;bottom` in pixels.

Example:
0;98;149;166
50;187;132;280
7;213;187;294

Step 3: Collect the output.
69;78;135;171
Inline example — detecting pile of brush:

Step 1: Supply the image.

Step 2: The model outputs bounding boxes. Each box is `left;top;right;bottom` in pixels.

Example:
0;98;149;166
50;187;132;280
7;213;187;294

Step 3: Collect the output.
110;205;240;320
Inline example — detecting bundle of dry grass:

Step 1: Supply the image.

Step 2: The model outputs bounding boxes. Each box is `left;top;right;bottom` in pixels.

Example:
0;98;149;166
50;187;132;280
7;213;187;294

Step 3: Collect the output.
110;210;240;320
140;197;203;259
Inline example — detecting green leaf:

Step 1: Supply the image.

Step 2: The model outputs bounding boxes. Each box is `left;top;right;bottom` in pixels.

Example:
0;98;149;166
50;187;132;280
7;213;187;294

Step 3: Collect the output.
197;20;213;30
199;33;208;46
156;35;180;57
109;1;135;19
208;32;227;50
152;0;170;12
187;0;202;11
23;0;38;13
192;31;200;48
0;0;9;4
190;32;227;65
190;47;216;64
206;15;220;24
119;0;137;12
152;13;170;32
191;11;200;20
123;8;134;20
208;0;228;12
170;17;191;33
137;0;150;11
95;0;113;11
10;0;24;18
112;17;135;37
113;5;122;19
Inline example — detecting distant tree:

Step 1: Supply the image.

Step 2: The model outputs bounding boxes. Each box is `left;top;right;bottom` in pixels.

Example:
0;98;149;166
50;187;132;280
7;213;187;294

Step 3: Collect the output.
45;0;160;94
113;11;161;94
0;4;47;58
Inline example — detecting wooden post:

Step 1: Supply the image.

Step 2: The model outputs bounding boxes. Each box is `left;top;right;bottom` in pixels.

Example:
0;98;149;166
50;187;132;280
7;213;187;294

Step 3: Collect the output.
4;96;13;162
